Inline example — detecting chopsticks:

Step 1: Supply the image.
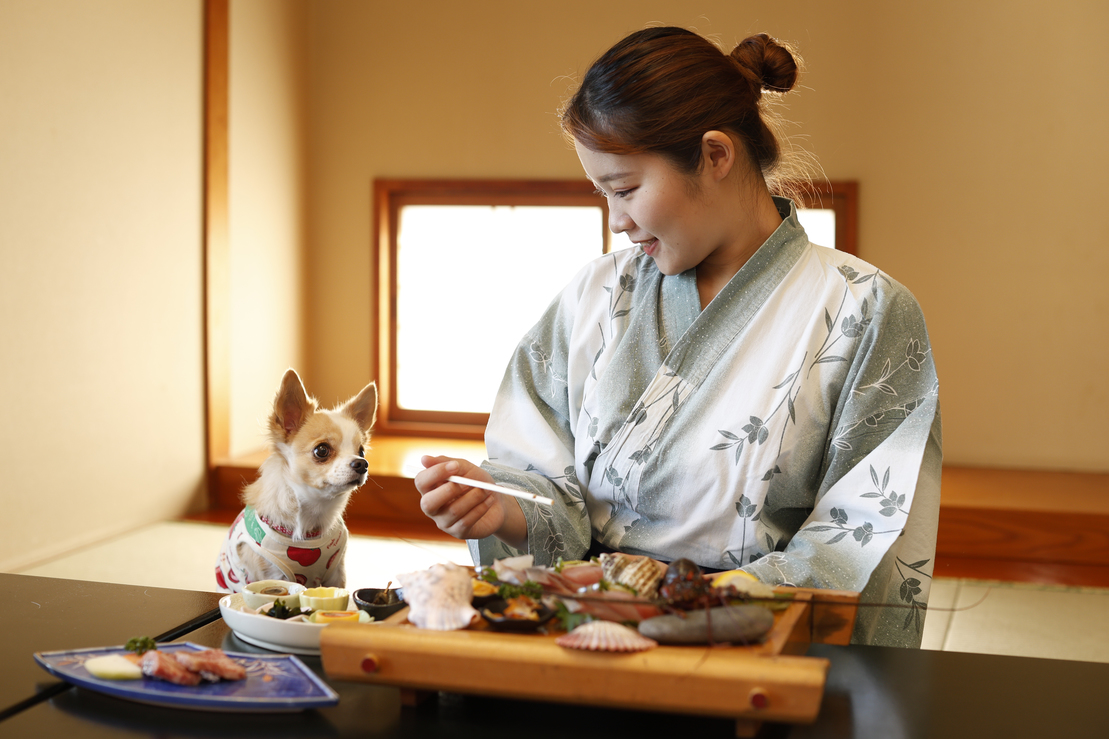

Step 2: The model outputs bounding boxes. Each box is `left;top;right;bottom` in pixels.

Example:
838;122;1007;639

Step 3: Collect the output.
448;476;554;506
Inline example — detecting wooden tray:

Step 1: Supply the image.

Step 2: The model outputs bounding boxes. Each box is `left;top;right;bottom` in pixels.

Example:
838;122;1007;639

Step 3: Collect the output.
320;587;858;735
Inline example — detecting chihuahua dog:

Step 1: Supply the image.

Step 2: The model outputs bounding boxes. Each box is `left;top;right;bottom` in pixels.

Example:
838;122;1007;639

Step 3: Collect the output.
216;369;377;592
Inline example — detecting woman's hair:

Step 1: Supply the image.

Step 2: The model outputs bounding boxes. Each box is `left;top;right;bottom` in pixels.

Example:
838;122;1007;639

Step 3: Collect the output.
561;27;817;199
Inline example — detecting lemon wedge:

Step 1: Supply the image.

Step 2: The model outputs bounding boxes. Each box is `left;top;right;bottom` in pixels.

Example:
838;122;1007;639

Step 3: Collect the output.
85;654;142;680
711;569;759;587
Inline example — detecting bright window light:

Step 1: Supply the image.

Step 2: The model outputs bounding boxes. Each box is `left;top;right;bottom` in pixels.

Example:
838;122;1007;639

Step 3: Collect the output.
396;205;603;414
797;207;836;249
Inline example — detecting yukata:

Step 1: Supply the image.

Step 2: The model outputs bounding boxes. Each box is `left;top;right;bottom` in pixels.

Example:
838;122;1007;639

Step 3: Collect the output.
216;505;348;592
470;198;942;648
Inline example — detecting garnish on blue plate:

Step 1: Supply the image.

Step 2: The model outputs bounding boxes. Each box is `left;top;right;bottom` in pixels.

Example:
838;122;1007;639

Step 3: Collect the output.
124;636;157;655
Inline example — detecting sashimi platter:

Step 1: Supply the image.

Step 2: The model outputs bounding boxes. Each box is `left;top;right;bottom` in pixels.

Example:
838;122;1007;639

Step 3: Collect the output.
318;554;859;735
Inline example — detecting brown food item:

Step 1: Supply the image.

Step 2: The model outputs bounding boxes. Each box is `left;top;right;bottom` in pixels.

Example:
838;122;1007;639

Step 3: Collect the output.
501;595;541;620
141;650;201;686
175;649;247;682
471;579;498;598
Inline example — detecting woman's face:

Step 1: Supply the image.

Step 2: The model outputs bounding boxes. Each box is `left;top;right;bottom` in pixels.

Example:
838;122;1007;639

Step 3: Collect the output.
576;141;722;276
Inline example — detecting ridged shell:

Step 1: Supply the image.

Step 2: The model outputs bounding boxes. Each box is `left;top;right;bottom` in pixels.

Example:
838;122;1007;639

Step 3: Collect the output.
396;563;478;631
556;621;658;652
599;553;663;599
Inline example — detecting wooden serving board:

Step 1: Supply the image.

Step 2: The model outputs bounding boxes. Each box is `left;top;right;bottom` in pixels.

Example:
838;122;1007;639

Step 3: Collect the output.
320;587;858;735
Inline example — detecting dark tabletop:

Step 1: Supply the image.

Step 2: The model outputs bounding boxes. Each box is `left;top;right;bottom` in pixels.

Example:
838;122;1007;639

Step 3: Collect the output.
0;574;222;714
4;574;1108;738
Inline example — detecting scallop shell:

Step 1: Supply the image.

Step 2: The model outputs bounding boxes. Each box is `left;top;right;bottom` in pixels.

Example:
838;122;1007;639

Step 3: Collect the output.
599;553;663;599
555;621;658;652
396;563;478;631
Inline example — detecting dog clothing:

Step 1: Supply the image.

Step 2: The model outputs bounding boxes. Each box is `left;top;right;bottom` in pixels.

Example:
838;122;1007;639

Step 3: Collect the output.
216;506;348;591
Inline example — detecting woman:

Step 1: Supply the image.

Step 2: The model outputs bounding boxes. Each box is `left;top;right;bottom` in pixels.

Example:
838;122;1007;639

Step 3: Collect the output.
415;27;941;647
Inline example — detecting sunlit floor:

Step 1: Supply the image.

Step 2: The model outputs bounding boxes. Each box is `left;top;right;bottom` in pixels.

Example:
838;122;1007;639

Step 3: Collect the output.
11;521;1109;663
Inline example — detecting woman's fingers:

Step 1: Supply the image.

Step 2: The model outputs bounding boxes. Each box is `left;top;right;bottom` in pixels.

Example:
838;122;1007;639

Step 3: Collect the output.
414;456;504;539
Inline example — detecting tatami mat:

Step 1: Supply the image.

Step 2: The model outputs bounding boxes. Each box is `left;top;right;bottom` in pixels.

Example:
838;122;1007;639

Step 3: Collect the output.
10;521;1109;663
11;520;470;593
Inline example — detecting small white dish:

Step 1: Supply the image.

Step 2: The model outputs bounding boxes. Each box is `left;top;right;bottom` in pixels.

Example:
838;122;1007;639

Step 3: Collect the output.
242;580;306;610
299;587;350;611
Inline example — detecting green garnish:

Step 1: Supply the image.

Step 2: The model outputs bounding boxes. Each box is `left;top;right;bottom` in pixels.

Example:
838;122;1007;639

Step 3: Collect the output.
554;601;589;632
478;567;503;585
477;567;544;600
125;636;156;655
498;580;543;600
265;599;304;620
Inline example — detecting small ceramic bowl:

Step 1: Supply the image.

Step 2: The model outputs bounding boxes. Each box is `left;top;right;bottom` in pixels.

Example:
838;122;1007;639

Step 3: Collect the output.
300;587;350;611
242;580;306;610
353;588;407;620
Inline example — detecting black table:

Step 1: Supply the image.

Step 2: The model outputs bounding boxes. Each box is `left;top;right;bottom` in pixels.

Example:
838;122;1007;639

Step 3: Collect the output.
3;574;1107;738
0;574;222;717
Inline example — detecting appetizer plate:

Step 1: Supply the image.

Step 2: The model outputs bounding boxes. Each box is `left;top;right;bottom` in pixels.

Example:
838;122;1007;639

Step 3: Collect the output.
219;593;329;655
33;643;338;712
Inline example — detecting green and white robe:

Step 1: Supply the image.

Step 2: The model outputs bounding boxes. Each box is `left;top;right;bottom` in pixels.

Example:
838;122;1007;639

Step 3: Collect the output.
471;198;942;647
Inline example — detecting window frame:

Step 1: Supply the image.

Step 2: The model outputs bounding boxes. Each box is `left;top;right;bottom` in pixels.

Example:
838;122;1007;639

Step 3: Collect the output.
794;180;858;256
372;179;610;438
372;178;857;439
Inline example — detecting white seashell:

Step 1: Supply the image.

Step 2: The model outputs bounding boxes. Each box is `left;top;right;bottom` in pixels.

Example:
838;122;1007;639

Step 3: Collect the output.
599;553;663;599
396;563;478;631
555;621;658;652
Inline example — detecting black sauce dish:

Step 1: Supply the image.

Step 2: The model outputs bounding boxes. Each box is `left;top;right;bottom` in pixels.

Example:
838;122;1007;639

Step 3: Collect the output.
352;587;407;619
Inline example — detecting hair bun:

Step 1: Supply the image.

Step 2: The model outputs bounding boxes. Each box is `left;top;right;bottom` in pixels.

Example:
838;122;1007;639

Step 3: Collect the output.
730;33;799;93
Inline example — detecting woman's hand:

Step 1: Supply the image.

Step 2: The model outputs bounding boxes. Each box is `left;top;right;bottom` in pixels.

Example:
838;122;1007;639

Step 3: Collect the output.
414;456;527;548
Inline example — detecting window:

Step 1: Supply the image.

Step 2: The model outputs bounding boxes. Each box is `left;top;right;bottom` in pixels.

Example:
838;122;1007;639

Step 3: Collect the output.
373;180;609;438
374;179;857;438
795;180;857;255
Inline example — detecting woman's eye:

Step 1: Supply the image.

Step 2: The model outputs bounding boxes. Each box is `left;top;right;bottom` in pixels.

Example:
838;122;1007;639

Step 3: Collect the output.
313;444;331;460
613;188;634;199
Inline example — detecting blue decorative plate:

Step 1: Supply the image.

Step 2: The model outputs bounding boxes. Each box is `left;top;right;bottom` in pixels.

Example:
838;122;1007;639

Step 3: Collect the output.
33;642;339;712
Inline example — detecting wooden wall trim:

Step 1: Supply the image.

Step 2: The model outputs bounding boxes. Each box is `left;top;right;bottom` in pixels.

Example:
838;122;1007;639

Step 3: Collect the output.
203;0;230;500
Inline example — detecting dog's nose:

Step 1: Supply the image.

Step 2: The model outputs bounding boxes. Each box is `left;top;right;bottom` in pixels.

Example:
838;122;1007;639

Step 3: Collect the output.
351;458;369;474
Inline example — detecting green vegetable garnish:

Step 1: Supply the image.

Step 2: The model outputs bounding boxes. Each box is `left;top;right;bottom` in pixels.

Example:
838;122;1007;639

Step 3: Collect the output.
498;580;543;600
265;599;304;620
554;601;589;632
478;568;499;584
125;636;156;655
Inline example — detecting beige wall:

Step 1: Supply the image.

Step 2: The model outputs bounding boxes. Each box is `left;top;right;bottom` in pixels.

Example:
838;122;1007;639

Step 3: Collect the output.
228;0;309;457
0;0;309;570
0;0;206;570
305;0;1108;472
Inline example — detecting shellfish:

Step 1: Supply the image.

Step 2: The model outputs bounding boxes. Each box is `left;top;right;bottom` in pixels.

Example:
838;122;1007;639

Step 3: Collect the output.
598;553;664;599
396;563;478;630
555;621;658;652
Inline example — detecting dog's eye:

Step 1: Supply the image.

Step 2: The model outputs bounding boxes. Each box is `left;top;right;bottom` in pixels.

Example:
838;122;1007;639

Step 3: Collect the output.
358;446;365;458
313;444;331;461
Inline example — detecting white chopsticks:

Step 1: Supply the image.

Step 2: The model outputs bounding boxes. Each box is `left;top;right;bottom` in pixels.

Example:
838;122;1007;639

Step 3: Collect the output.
448;476;554;506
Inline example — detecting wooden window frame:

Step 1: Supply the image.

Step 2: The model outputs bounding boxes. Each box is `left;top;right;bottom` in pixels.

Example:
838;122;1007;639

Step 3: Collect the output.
372;179;609;439
794;180;858;256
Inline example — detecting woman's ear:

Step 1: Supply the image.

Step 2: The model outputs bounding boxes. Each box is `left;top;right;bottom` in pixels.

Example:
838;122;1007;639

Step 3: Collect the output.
701;130;737;182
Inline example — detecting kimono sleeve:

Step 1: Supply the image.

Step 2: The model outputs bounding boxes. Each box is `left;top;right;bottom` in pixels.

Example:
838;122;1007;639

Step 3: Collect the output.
743;279;942;647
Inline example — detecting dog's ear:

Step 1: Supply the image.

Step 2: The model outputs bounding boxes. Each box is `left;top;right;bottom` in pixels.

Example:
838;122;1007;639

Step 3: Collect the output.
273;369;314;439
342;381;378;433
